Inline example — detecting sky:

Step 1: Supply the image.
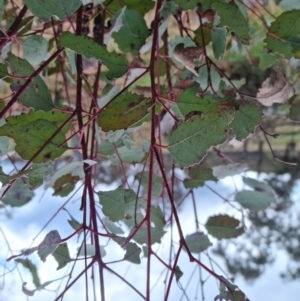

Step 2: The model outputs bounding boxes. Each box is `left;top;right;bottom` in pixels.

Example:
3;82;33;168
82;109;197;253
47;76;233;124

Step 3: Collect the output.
0;166;300;301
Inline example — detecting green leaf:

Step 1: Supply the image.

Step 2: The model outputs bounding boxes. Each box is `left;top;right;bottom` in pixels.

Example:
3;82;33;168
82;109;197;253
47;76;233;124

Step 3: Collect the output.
212;2;250;45
195;67;221;94
173;0;198;10
5;109;71;133
235;190;276;211
60;32;129;79
98;92;153;131
24;0;81;21
99;139;124;156
161;1;178;19
103;0;155;15
52;243;71;270
37;230;61;262
0;164;50;188
279;0;300;10
184;166;217;189
98;187;130;222
212;162;248;180
1;179;34;207
49;162;84;187
185;232;212;254
103;217;124;235
0;63;8;79
123;212;144;228
194;25;212;47
23;35;48;65
124;242;141;264
0;136;9;155
0;119;67;163
6;53;53;111
109;145;146;164
100;246;107;258
63;208;82;231
27;161;54;189
15;259;41;288
289;101;300;122
242;176;275;195
259;49;279;70
52;174;80;197
212;27;227;59
177;85;220;116
137;172;162;197
124;193;146;220
132;226;166;245
0;0;4;22
175;266;183;282
168;108;235;167
77;244;96;257
22;278;62;296
196;0;216;11
150;206;165;229
264;10;300;59
231;105;262;141
205;214;244;240
111;9;149;55
106;130;125;143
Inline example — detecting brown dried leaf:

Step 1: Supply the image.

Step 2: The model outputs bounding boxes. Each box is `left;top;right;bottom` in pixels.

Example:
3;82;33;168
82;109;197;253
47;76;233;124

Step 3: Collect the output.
173;43;203;75
256;66;294;106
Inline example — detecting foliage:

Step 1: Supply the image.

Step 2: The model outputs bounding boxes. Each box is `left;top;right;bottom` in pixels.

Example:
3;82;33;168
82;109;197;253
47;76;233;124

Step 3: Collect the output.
0;0;299;300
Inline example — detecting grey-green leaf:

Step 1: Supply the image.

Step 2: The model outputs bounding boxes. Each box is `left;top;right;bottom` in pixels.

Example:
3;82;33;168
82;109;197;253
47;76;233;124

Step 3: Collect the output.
0;63;8;79
205;214;244;240
23;35;48;65
52;243;71;270
132;226;166;245
37;230;61;262
27;161;54;189
231;105;262;141
185;232;212;254
60;32;128;79
212;2;250;45
111;9;149;55
124;242;141;264
24;0;81;21
150;206;165;229
235;190;276;211
168;108;234;167
16;259;41;288
242;176;275;195
6;53;53;111
98;188;126;222
184;166;217;189
1;179;34;207
212;27;227;59
103;217;124;235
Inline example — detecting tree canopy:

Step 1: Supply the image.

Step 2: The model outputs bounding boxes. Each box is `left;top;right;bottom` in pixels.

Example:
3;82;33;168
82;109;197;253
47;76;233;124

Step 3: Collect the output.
0;0;300;300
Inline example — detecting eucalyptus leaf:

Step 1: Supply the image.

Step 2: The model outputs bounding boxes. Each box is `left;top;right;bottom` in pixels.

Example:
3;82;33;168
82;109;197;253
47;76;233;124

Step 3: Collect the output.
231;105;262;141
6;53;53;111
24;0;81;21
185;232;212;254
111;9;149;55
264;10;300;59
23;35;48;65
168;108;234;167
235;190;276;211
205;215;244;240
212;2;250;45
60;32;129;79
